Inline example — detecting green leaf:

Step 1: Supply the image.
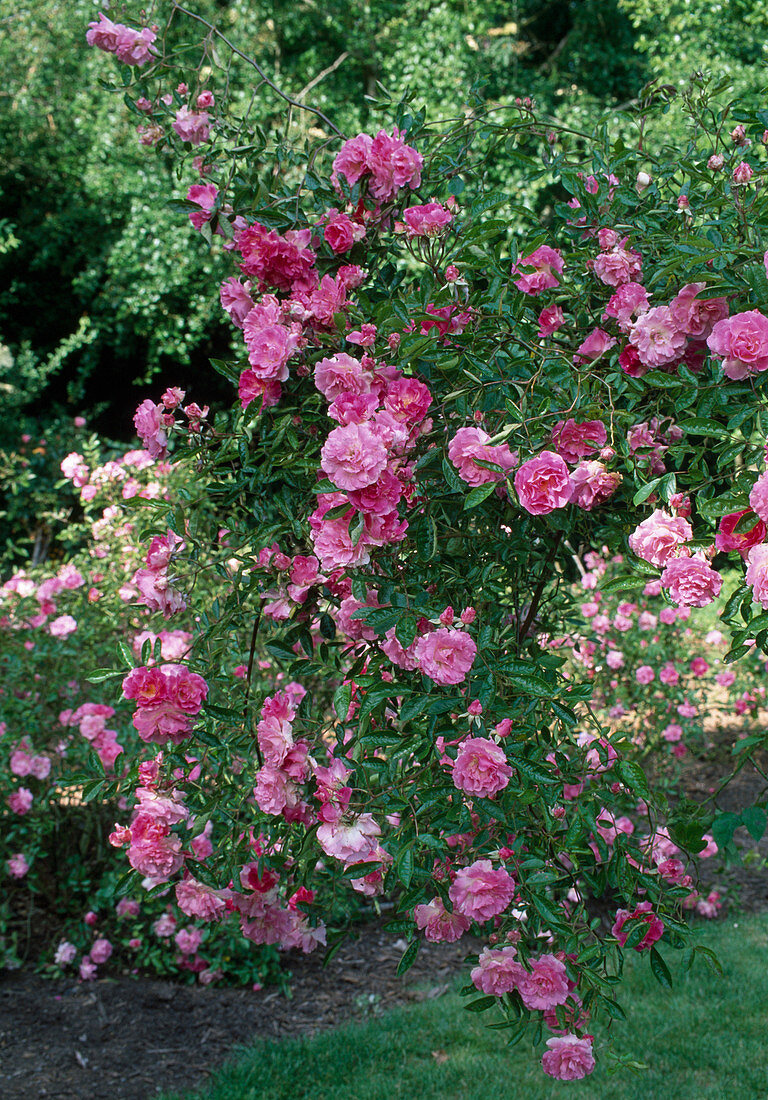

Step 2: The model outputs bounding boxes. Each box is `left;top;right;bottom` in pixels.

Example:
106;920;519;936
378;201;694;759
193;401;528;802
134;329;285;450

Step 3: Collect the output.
464;995;498;1012
340;861;382;877
649;947;672;989
617;760;650;799
396;940;419;976
741;806;767;843
463;482;498;510
117;639;135;668
396;848;414;888
85;667;122;684
333;682;352;722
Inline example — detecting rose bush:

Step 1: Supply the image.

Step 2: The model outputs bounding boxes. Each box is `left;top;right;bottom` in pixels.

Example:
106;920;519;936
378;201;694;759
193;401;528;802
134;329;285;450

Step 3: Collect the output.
34;5;768;1078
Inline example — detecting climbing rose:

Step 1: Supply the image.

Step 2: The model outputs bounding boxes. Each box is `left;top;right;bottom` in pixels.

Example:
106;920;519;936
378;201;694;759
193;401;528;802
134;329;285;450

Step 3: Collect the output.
660;555;722;607
513;246;564;295
707;310;768;379
448;859;516;922
451;738;513;797
551;419;607;464
745;544;768;608
629;306;686;367
413;897;470;942
749;471;768;523
628;510;692;567
172;107;210;146
517;954;570;1010
541;1035;596;1081
470;946;524;995
320;423;389;490
716;509;766;554
514;451;572;515
612;901;664;950
448;427;516;486
403;202;454;237
413;628;477;686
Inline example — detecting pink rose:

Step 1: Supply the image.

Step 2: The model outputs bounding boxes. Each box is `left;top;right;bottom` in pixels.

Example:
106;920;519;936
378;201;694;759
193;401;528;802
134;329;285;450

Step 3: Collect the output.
660;554;722;607
403;202;454;237
320;423;389;491
716;509;766;554
172;106;210;146
324;211;364;254
451;737;513;797
707;310;768;379
746;544;768;608
517;954;569;1010
573;327;616;364
514;451;572;515
470;946;524;995
628;510;692;567
749;471;768;523
413;628;477;686
551;419;607;464
629;306;686;367
448;427;516;486
568;461;620;510
612;900;664;950
413;897;470;943
448;859;516;922
541;1035;596;1081
513;245;564;295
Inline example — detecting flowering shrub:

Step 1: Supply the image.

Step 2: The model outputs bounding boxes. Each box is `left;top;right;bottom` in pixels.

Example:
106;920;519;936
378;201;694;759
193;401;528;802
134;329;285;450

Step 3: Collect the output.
66;7;768;1078
0;430;287;986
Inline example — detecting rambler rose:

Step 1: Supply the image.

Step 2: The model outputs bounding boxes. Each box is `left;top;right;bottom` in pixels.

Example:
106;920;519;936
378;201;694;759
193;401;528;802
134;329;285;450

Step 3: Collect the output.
470;946;524;995
450;737;513;797
320;423;389;490
707;309;768;379
512;245;564;295
660;555;722;607
715;509;766;554
448;426;517;486
541;1036;595;1081
413;628;477;685
628;510;692;567
514;451;572;515
448;859;516;922
745;544;768;608
551;419;607;464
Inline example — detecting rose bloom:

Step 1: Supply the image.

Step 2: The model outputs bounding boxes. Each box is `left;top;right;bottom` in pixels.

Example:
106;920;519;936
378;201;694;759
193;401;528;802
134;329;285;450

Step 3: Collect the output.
541;1035;596;1081
470;946;524;995
662;720;682;742
403;201;454;238
451;737;513;798
513;245;564;295
716;509;766;555
514;450;572;515
660;554;722;607
746;544;768;609
635;664;655;685
538;305;565;337
90;938;113;965
448;859;516;922
320;422;389;491
629;306;686;367
573;327;616;364
517;954;570;1010
568;461;620;510
413;897;471;943
551;419;607;464
628;510;692;567
707;310;768;379
448;427;516;486
414;628;476;686
612;900;664;950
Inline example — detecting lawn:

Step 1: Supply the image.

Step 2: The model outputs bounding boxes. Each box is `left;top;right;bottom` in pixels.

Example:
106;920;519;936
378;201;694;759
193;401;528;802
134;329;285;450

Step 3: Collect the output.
162;914;768;1100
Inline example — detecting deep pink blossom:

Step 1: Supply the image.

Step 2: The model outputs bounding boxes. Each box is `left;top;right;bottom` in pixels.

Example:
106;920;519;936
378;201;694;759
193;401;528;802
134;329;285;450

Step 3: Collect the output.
448;859;516;922
660;554;722;607
542;1035;595;1081
451;737;513;797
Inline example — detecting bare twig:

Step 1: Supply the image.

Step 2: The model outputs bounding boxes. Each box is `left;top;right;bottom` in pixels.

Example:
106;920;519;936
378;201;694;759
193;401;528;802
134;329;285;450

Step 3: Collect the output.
170;3;344;137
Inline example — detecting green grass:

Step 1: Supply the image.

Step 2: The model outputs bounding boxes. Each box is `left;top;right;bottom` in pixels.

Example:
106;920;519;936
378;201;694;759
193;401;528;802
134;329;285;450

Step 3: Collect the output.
164;916;768;1100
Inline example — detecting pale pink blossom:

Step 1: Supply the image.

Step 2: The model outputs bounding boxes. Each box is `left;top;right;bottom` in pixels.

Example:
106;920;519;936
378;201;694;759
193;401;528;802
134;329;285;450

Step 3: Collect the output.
413;628;477;686
448;859;516;922
541;1035;595;1081
628;510;692;567
448;427;516;486
746;544;768;608
708;310;768;379
470;946;524;994
414;897;470;942
660;554;722;607
450;738;513;797
517;954;569;1010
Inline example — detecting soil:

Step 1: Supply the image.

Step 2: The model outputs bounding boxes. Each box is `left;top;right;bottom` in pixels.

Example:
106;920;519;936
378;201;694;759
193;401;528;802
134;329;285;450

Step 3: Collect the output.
3;727;767;1100
0;925;474;1100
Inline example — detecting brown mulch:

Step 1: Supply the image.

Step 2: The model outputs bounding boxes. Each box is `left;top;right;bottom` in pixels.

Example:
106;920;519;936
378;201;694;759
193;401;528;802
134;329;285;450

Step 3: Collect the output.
0;925;474;1100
